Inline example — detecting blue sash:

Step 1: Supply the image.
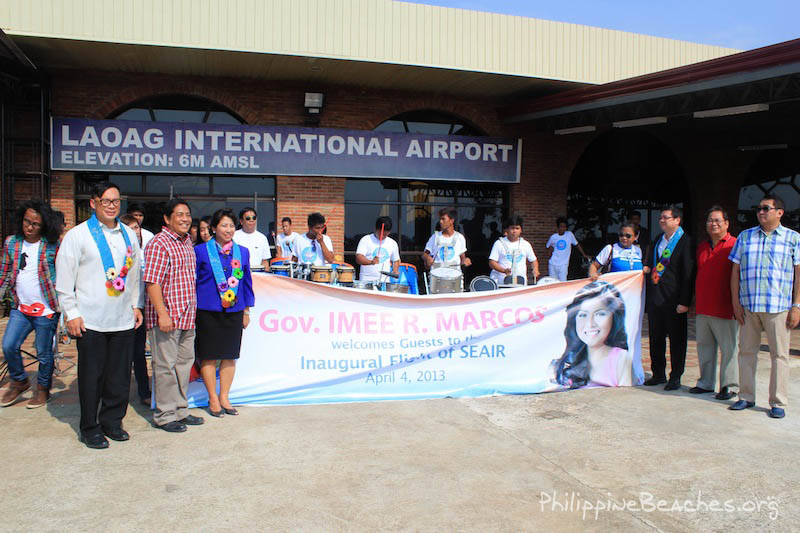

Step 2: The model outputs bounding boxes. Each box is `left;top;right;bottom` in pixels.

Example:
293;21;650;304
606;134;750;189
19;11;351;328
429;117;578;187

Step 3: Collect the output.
652;226;683;284
206;239;243;309
87;214;132;295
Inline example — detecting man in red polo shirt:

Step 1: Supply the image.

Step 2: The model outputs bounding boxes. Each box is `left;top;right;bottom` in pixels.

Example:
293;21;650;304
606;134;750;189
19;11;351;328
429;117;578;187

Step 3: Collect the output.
690;205;738;400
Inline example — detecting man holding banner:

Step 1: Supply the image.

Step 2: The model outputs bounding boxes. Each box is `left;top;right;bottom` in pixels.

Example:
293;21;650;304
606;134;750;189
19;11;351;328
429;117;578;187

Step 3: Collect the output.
643;205;694;391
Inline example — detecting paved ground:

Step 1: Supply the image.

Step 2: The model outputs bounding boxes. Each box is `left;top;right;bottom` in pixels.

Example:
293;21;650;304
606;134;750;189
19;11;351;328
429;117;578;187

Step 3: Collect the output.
1;315;798;531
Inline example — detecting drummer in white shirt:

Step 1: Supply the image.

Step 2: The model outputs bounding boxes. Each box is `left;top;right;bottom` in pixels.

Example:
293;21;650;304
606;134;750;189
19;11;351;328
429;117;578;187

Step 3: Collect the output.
291;212;335;266
488;215;539;284
234;207;271;271
275;217;300;259
422;208;471;270
356;216;400;282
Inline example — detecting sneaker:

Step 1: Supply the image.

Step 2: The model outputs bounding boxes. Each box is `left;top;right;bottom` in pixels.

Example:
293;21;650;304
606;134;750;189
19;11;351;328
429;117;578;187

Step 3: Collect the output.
0;378;30;407
26;385;50;409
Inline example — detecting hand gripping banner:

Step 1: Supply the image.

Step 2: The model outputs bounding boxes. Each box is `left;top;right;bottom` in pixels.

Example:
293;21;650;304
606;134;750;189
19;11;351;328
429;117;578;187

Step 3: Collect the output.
187;271;645;407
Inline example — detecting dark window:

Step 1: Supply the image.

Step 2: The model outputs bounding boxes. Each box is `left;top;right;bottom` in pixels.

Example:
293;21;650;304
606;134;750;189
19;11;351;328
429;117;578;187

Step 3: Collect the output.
374;110;485;137
110;95;244;125
738;149;800;230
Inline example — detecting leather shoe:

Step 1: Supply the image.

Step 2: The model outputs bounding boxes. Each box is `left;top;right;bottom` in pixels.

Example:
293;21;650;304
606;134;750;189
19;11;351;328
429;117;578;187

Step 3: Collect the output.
689;386;713;394
102;427;130;441
222;406;239;416
158;421;187;432
643;376;667;386
179;414;205;425
729;399;755;410
80;433;109;449
715;387;736;400
768;407;786;419
664;381;681;391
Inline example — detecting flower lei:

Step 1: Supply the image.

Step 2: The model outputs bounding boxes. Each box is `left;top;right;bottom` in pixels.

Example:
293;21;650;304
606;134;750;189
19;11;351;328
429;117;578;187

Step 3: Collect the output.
206;239;244;309
87;214;133;297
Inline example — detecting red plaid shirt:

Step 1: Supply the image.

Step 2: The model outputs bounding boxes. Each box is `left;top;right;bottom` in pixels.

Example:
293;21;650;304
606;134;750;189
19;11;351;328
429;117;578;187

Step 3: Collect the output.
143;227;197;330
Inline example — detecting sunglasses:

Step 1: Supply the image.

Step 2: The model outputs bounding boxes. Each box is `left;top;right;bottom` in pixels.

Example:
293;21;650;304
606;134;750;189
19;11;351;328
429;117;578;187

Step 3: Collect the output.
756;205;776;213
619;233;634;239
19;252;27;271
243;215;257;221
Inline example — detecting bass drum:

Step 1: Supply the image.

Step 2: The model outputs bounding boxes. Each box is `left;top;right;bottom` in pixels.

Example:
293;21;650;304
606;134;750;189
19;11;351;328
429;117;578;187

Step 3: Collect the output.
469;275;497;292
430;267;462;294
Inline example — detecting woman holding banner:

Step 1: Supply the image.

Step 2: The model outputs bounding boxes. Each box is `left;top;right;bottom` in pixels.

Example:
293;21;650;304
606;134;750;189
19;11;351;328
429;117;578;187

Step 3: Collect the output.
552;281;632;388
588;221;643;281
194;208;255;417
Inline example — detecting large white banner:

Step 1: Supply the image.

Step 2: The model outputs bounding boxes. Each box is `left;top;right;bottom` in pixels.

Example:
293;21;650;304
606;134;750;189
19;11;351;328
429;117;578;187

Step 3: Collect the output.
187;271;645;406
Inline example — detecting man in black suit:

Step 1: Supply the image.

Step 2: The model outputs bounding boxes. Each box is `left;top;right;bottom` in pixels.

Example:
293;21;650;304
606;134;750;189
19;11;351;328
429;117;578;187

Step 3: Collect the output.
643;205;695;390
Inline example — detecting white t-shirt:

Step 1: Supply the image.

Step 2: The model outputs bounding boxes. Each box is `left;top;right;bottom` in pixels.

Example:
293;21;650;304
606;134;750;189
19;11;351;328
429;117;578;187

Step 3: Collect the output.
234;229;272;268
292;233;334;266
356;233;400;281
276;231;299;258
424;231;467;267
488;237;536;283
546;231;578;266
16;240;55;316
141;228;155;250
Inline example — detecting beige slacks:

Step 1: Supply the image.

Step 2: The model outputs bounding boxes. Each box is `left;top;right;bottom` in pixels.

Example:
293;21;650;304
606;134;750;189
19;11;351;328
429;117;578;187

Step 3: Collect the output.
738;310;790;407
149;328;196;425
695;314;739;391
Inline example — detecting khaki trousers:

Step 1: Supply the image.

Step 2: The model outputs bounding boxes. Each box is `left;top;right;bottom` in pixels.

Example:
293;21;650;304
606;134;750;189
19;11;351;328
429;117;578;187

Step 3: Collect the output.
149;328;196;425
695;314;739;391
738;310;790;407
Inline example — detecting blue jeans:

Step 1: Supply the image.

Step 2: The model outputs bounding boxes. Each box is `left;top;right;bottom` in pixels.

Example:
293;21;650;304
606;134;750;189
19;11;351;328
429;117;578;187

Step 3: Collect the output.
2;309;59;388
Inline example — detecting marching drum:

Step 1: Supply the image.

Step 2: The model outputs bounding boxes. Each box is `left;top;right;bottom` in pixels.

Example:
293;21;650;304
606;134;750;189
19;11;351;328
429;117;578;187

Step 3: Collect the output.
383;282;410;294
270;264;291;277
310;265;333;283
352;279;377;290
469;275;497;292
430;267;463;294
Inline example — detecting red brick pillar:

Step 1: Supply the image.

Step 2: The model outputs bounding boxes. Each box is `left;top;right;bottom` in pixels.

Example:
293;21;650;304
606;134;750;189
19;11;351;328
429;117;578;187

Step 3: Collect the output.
50;171;76;229
276;176;346;256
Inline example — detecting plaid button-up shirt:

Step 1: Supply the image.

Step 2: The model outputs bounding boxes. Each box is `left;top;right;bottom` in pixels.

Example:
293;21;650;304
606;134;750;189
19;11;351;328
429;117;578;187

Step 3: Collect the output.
0;235;60;312
143;227;197;330
729;224;800;313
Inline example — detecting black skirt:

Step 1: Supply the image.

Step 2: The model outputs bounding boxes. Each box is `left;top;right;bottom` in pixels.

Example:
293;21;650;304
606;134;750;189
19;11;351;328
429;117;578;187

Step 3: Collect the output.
195;309;244;360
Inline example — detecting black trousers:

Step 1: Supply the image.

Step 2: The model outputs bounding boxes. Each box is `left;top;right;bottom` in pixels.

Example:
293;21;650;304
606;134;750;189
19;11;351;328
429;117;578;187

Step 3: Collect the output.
132;324;150;399
76;328;134;436
647;306;688;382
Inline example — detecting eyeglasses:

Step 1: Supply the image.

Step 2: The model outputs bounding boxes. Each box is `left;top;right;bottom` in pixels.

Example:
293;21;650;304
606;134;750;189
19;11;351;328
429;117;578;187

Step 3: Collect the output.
96;198;121;207
243;215;257;221
619;233;634;239
311;241;317;252
756;205;777;213
22;218;42;229
706;219;726;225
658;216;675;221
19;252;27;270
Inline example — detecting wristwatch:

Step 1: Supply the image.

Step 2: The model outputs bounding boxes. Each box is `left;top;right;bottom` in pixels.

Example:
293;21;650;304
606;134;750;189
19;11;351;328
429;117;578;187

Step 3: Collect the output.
792;304;800;309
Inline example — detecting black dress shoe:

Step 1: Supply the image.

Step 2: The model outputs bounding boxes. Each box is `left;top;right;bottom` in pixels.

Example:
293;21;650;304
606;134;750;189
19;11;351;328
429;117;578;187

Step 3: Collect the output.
80;433;109;449
643;376;667;386
689;386;714;394
179;414;205;425
664;381;681;391
102;427;130;441
715;387;736;400
158;421;187;432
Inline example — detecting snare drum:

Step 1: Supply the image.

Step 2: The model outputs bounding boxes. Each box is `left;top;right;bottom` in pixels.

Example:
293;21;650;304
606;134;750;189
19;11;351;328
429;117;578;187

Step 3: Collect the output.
352;279;376;291
310;265;333;283
383;282;410;294
334;264;355;284
430;267;463;294
469;275;497;292
271;264;290;277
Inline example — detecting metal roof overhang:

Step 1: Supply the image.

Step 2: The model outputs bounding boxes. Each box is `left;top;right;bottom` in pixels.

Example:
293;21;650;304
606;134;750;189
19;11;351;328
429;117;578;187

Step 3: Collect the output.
10;35;584;101
501;38;800;124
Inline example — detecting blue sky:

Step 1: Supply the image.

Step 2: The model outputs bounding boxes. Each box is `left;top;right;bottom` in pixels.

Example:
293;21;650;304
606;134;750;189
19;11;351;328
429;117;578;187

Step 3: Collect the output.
403;0;798;51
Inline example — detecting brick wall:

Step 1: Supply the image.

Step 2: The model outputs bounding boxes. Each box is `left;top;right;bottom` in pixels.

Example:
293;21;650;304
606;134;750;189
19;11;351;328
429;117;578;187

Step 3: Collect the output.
276;175;345;254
